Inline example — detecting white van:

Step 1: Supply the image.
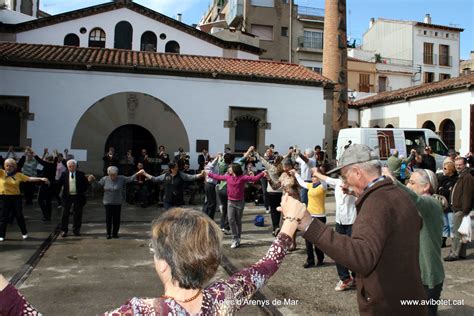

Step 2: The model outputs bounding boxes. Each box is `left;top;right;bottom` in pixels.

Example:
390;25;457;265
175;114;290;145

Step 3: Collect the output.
335;128;449;171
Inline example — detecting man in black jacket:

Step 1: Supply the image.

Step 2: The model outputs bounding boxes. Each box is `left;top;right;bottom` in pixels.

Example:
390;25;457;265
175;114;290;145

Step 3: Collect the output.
416;146;436;172
58;160;91;237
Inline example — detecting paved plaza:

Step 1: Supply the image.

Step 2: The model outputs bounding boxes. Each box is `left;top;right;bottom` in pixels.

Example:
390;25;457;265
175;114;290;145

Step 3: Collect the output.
1;192;473;315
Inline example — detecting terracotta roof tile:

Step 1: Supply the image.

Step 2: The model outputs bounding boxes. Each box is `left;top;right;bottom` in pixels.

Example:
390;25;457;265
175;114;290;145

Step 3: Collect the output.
351;74;474;107
0;42;333;87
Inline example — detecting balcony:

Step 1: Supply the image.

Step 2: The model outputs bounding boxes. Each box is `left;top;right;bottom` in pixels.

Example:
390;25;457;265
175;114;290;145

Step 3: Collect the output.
297;6;324;17
439;54;452;67
226;0;244;27
423;53;437;65
297;36;323;51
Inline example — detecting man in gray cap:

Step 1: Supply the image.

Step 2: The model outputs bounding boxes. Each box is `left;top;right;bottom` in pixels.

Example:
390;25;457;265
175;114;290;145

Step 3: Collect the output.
279;144;427;316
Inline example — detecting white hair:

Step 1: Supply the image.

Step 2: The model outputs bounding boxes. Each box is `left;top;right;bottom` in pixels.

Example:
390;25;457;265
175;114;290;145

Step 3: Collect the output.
4;158;17;167
305;148;314;158
107;166;119;175
66;159;77;167
355;160;382;176
413;169;437;194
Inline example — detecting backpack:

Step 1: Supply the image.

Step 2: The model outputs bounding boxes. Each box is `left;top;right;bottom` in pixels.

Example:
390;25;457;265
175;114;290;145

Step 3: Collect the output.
254;215;265;227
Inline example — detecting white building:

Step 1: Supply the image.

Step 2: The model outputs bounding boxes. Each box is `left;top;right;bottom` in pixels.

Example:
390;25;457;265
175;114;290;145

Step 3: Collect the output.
0;41;333;174
349;73;474;154
0;0;261;60
362;14;463;84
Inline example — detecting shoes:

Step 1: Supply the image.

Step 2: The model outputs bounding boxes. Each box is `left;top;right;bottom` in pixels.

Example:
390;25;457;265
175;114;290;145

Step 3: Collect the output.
61;232;68;237
444;255;460;262
266;209;271;214
106;235;112;239
22;234;29;240
230;239;241;249
303;262;315;269
316;261;325;267
0;237;4;242
335;277;354;291
459;255;467;260
221;228;231;235
73;232;81;236
112;235;119;239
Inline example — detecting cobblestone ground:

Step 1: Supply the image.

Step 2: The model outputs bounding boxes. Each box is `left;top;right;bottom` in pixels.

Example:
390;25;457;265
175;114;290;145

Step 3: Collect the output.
1;194;473;315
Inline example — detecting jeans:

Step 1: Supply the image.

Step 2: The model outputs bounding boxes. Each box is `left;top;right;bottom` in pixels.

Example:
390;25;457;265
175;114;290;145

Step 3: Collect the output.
442;212;454;238
335;223;355;281
228;199;245;241
305;217;326;264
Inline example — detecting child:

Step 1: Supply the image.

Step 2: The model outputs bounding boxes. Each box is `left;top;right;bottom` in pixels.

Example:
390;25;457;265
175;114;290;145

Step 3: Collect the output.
207;164;266;248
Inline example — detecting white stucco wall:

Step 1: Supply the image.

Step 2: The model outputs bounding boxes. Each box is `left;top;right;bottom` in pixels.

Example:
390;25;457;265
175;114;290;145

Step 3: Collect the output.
0;66;325;169
358;90;473;154
15;8;225;57
413;26;461;79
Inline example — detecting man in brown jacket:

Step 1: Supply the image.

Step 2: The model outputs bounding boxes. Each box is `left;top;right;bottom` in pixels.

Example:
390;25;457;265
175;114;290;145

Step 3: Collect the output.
444;156;473;261
280;144;427;315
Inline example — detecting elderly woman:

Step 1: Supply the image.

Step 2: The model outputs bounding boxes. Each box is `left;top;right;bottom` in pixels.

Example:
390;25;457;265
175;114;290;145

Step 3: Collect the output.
93;166;141;239
1;207;301;314
0;158;48;242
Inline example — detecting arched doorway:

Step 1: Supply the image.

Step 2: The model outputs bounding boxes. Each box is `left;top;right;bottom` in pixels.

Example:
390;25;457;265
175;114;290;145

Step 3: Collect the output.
105;124;157;160
71;92;189;174
422;120;436;132
439;119;455;149
165;40;180;54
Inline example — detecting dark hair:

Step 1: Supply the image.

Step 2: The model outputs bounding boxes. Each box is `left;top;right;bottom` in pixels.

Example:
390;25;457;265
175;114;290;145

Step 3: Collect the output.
223;153;233;164
159;145;165;150
168;162;177;170
281;158;294;168
231;163;243;176
315;145;321;150
151;208;222;289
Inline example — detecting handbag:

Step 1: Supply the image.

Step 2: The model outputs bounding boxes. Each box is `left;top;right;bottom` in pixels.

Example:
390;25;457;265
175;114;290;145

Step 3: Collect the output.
458;215;472;243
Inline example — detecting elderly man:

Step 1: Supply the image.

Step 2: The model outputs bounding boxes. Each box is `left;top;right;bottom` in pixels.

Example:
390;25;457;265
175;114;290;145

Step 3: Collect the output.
58;160;91;237
444;157;473;261
384;167;444;316
279;144;427;315
295;148;317;205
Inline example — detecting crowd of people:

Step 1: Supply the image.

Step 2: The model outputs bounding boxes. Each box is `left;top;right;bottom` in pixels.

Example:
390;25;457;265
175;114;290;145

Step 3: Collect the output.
0;142;473;316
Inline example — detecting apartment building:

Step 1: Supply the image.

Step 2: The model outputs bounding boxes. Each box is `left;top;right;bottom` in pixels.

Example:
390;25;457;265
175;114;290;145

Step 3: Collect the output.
362;14;463;84
199;0;324;71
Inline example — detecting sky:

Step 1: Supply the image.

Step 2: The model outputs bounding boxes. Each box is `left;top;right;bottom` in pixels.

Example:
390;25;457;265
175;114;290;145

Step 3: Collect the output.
39;0;473;60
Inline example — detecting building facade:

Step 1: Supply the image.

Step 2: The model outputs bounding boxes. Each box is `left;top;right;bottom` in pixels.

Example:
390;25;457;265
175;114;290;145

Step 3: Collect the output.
362;15;463;85
349;74;474;154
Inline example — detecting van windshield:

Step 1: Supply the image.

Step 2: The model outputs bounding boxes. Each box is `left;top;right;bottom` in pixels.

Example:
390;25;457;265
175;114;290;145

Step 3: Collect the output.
429;138;448;156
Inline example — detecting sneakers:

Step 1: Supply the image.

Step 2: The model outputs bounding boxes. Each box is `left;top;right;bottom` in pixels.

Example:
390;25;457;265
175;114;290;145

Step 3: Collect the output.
335;277;354;291
22;234;29;240
265;209;271;214
0;237;4;242
230;239;241;249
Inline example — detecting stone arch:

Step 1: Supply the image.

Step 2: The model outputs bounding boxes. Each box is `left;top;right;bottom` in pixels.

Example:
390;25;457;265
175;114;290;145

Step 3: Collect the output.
71;92;189;174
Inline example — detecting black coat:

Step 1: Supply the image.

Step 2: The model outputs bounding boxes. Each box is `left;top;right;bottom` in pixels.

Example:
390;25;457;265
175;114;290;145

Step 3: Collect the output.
58;170;89;204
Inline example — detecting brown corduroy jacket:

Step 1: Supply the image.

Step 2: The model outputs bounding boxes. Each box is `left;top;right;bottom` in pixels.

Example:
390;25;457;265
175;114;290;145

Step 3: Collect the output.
303;178;428;316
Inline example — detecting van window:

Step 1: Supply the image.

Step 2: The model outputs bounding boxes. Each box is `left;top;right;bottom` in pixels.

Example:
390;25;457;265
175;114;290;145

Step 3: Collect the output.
429;138;448;156
404;131;426;154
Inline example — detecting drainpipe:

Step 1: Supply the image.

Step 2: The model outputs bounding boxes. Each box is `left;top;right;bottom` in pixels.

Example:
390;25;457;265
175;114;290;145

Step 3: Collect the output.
289;0;293;63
